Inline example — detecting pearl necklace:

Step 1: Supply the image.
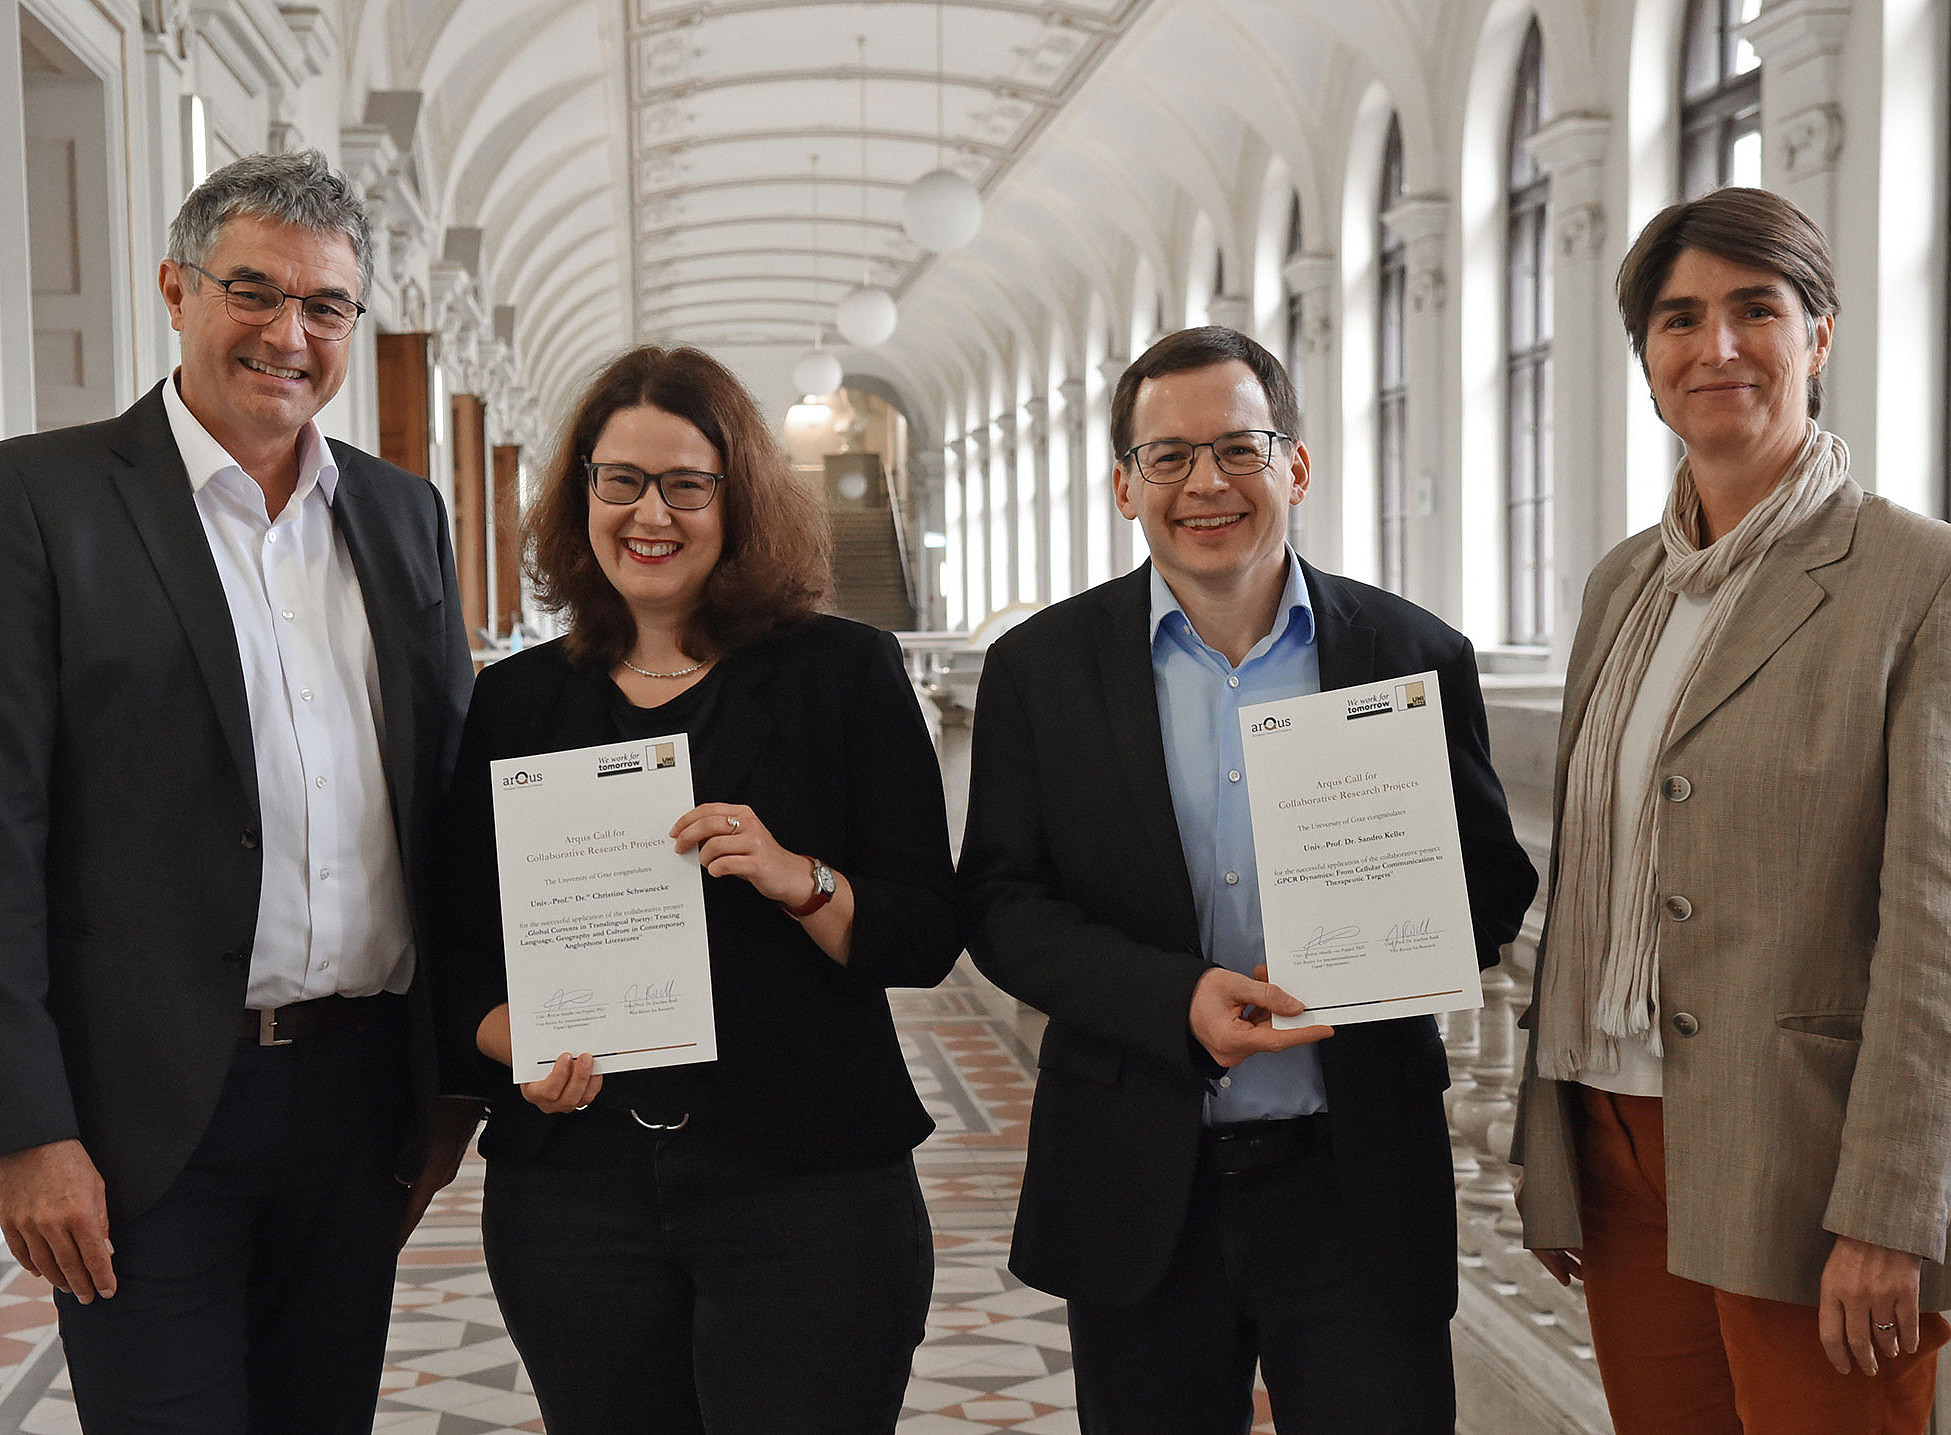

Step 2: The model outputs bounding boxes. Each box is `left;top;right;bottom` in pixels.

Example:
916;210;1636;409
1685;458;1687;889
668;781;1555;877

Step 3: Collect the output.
620;655;709;681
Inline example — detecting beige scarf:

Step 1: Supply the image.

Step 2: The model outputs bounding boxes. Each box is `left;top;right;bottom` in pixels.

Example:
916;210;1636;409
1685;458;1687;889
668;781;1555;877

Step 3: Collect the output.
1534;421;1849;1081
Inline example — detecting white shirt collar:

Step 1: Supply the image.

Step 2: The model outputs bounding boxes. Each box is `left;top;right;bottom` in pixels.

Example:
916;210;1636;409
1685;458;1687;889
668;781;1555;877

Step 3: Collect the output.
160;370;339;504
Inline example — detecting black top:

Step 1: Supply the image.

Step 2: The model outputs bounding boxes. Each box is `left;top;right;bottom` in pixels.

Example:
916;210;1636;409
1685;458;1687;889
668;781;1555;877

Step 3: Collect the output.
436;616;962;1173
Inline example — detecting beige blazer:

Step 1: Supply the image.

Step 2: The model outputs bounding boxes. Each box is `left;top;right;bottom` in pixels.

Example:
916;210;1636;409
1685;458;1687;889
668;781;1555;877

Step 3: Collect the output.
1512;480;1951;1307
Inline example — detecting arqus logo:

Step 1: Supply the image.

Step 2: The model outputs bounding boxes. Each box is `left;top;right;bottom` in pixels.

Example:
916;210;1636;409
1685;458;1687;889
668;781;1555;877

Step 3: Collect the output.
500;769;544;789
1248;715;1292;735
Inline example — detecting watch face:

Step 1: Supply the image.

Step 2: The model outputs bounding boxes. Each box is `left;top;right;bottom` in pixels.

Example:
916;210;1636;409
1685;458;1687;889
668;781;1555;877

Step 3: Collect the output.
815;863;836;897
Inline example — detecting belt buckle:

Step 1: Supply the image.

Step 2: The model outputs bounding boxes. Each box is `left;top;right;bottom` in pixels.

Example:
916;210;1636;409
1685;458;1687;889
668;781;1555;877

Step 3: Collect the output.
629;1109;690;1132
257;1008;293;1047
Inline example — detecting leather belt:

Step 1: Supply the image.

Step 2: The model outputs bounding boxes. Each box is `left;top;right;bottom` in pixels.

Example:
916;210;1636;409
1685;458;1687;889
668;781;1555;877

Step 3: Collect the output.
239;993;402;1046
1199;1114;1328;1177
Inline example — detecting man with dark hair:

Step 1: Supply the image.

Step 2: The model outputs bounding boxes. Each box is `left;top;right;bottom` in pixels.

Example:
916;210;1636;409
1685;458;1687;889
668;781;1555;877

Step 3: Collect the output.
961;326;1536;1432
0;149;477;1431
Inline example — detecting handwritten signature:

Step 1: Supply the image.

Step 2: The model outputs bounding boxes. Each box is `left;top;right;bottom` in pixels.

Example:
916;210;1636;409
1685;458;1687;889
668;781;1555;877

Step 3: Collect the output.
1383;918;1439;950
1300;924;1362;955
624;980;680;1003
539;987;596;1012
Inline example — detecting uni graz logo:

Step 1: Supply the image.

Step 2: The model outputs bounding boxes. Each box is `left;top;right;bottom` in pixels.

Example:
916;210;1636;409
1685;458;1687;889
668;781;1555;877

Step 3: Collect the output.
500;769;543;788
1249;715;1292;735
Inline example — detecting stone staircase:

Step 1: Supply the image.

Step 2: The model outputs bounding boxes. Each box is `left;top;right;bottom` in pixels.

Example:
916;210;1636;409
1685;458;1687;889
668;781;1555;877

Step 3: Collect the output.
826;504;916;632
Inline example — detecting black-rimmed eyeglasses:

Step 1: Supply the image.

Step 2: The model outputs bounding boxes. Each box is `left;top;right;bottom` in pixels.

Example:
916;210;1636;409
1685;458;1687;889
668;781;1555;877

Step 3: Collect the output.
585;461;723;509
1120;429;1291;485
183;263;366;340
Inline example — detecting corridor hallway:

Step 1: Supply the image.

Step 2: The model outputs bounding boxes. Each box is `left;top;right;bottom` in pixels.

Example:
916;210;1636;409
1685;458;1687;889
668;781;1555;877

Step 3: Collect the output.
0;961;1282;1434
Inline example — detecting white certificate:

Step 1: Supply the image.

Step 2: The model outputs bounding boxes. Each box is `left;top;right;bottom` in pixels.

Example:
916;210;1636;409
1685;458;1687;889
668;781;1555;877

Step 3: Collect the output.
1239;672;1481;1026
489;735;716;1077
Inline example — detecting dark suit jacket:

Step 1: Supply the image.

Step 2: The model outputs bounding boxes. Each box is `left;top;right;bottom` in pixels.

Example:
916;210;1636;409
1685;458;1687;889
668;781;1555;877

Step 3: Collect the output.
0;381;474;1219
437;618;962;1172
959;561;1537;1319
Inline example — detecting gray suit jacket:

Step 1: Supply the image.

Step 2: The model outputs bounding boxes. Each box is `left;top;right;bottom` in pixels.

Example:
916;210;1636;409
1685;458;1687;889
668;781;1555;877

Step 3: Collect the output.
0;382;474;1218
1514;479;1951;1307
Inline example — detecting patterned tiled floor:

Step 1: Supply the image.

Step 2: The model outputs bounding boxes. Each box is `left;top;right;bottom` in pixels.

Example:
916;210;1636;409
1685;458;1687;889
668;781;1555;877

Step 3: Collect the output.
0;962;1274;1433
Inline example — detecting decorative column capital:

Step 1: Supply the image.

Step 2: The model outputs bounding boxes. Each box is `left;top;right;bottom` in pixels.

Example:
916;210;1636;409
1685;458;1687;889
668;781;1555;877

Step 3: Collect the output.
1555;202;1606;264
1381;193;1448;246
1739;0;1851;69
1206;292;1252;332
1523;112;1609;179
1056;376;1086;409
1097;355;1127;388
1281;251;1337;299
1779;103;1845;181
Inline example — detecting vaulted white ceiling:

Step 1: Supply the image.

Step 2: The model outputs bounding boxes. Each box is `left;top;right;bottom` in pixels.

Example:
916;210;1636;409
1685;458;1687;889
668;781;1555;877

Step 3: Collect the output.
343;0;1596;418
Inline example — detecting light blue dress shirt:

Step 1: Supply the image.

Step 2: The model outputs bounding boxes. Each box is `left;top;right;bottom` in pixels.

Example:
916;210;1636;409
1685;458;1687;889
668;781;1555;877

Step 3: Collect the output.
1149;548;1328;1123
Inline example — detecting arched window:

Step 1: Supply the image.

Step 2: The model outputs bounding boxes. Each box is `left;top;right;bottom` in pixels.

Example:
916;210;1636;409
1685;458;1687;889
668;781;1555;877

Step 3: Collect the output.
1377;114;1408;594
1506;19;1552;646
1680;0;1762;195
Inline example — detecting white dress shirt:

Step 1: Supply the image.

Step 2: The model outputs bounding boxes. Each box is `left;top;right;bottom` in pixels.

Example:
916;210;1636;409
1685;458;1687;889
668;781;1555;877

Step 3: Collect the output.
162;373;415;1007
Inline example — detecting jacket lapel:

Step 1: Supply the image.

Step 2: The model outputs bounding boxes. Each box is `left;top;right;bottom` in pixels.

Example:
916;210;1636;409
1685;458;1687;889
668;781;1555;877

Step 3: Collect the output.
1303;562;1376;691
1665;481;1860;749
1092;566;1199;931
332;455;417;849
106;385;258;809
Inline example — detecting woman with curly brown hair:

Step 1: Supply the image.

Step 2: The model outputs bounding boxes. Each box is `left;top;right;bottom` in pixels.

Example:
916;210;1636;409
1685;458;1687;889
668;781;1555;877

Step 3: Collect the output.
438;345;959;1434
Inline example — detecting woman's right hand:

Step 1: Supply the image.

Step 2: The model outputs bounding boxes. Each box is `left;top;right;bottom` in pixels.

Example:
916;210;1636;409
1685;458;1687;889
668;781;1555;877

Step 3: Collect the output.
520;1052;603;1114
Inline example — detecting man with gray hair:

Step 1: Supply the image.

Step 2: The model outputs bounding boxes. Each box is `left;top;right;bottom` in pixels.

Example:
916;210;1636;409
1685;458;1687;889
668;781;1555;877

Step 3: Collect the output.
0;149;477;1431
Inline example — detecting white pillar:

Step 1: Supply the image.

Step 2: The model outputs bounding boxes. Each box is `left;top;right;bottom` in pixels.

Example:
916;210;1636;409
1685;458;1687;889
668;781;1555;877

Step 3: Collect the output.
1381;195;1453;617
1525;113;1613;669
1741;2;1851;235
1024;394;1052;605
1059;375;1089;594
1283;251;1341;573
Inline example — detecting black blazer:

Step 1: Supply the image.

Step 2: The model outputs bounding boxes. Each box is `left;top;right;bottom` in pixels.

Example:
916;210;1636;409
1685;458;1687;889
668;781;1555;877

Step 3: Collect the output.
0;382;475;1219
958;562;1537;1319
437;617;961;1172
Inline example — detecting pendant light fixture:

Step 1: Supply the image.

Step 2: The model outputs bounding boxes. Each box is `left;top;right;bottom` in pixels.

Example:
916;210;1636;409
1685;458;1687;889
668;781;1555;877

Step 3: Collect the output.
901;0;981;251
792;153;844;397
836;34;898;348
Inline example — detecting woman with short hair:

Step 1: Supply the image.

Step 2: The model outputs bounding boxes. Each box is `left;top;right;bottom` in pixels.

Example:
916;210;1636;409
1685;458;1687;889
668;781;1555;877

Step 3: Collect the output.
439;345;958;1434
1513;186;1951;1434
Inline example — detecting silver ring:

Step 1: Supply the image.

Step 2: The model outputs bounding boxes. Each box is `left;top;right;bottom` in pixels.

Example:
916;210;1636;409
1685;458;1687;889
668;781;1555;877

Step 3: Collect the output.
1876;1322;1897;1332
726;816;741;832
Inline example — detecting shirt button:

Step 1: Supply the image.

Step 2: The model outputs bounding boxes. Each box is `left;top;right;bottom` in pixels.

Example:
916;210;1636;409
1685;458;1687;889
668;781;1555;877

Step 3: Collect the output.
318;868;331;880
240;829;259;850
1663;775;1692;802
1227;675;1240;688
1228;770;1241;783
1218;1076;1233;1088
1224;871;1239;885
317;960;330;972
1663;894;1693;921
265;530;278;543
315;776;327;789
299;689;313;702
1671;1011;1700;1038
281;609;295;621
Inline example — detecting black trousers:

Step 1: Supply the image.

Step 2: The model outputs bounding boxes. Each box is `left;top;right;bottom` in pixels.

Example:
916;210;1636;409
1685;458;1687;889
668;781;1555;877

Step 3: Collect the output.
56;1011;411;1435
1066;1124;1455;1435
481;1110;933;1435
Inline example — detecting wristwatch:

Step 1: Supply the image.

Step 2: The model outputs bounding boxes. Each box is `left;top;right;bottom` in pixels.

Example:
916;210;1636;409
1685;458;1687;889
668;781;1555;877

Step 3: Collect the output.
782;857;836;919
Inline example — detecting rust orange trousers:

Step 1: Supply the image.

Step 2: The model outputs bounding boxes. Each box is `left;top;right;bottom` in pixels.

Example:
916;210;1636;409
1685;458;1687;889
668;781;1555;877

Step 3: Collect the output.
1574;1086;1947;1435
